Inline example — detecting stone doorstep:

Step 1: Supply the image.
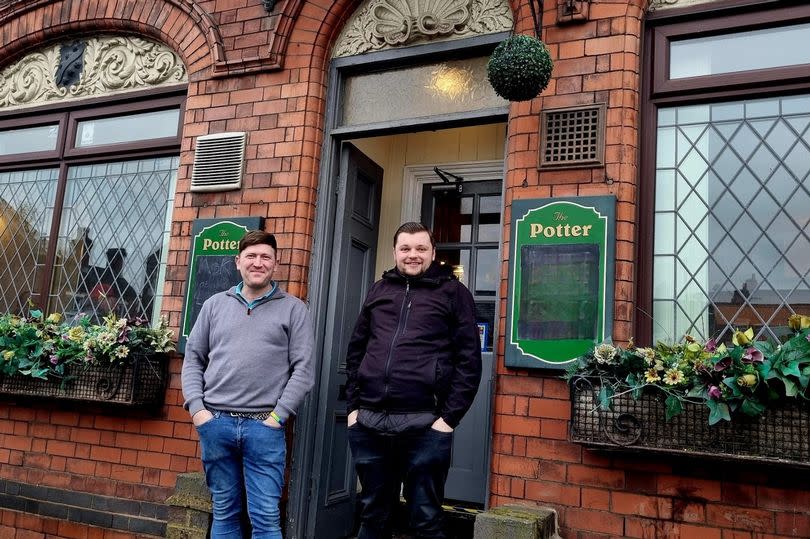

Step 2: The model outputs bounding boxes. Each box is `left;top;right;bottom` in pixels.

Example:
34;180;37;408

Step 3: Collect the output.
473;505;559;539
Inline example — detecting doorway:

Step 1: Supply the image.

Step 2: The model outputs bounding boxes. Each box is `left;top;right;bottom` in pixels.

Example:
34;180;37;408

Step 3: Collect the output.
304;123;505;538
292;32;511;539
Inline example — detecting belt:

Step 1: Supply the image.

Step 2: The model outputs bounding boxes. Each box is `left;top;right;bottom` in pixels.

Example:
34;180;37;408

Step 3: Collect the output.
220;410;272;420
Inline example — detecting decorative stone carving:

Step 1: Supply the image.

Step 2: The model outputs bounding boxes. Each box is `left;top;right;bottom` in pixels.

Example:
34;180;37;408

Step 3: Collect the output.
333;0;513;58
648;0;719;10
0;35;187;109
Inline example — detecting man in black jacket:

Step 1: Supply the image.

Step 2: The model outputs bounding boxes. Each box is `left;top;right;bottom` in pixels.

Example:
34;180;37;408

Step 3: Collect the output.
346;222;482;539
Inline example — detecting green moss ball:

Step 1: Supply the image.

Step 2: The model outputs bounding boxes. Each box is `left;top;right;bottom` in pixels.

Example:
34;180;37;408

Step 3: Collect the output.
487;34;553;102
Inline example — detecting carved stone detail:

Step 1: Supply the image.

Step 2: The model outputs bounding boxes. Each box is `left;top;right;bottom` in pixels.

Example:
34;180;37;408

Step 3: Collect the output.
0;35;187;109
648;0;719;10
334;0;513;58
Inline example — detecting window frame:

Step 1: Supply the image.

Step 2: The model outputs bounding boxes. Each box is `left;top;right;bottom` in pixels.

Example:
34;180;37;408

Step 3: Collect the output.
637;1;810;344
0;86;184;313
650;4;810;99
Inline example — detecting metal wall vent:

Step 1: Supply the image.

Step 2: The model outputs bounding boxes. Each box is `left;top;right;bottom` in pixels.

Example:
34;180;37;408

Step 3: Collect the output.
539;103;606;169
190;132;246;192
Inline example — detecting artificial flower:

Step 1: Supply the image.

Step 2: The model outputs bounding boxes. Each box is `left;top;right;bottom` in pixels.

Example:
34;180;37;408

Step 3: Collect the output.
737;374;757;388
742;347;763;364
732;327;755;346
644;368;661;383
594;343;617;364
788;314;810;331
663;368;685;385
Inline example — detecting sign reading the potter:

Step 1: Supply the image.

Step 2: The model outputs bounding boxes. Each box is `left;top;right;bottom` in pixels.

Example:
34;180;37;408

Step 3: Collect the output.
179;217;263;352
506;197;615;369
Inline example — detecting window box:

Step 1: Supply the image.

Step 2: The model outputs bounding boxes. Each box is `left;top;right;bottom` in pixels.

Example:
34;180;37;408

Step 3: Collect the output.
0;353;168;407
568;376;810;467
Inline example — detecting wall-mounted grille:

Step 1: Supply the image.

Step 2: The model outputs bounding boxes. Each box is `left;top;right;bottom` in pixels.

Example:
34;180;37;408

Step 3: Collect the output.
190;132;246;192
539;103;605;169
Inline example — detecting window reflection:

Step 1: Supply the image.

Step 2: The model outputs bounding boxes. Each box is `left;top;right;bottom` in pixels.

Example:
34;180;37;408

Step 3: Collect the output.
0;169;58;313
478;195;501;242
670;23;810;79
475;248;498;295
436;249;470;288
50;157;177;324
433;194;473;243
76;108;180;147
0;125;59;155
654;95;810;342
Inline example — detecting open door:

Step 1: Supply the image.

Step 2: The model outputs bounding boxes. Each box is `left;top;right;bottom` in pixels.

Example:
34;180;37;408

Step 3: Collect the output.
421;179;500;504
309;143;383;538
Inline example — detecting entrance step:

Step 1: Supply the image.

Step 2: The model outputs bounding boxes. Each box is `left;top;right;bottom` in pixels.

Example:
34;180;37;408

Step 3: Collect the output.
473;505;559;539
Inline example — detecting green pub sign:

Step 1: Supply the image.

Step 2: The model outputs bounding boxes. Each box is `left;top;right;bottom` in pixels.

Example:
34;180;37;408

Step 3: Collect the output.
506;197;615;369
179;217;262;352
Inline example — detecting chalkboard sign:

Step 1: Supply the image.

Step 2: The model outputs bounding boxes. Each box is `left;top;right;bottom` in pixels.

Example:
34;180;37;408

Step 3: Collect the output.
179;217;263;352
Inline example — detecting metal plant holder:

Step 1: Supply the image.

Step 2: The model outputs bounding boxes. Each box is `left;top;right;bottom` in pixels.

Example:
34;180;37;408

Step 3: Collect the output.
569;376;810;467
0;353;168;407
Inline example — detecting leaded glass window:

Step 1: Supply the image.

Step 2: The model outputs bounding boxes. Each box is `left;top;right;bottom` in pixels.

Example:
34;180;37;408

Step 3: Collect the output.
653;95;810;343
0;96;182;323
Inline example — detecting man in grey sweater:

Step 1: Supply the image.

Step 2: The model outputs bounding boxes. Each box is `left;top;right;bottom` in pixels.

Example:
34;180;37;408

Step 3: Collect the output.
182;230;314;539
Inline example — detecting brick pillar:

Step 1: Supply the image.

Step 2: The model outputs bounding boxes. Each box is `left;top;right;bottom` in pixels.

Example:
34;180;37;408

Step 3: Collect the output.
165;472;212;539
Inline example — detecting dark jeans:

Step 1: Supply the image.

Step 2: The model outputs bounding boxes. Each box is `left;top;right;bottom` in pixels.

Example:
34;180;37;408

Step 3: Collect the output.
348;424;453;539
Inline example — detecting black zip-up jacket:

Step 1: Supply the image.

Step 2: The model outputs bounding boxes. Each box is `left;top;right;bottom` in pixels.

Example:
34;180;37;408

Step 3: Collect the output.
345;261;482;428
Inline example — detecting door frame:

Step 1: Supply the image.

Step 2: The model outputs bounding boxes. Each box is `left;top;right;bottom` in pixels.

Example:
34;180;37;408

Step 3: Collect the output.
288;33;510;539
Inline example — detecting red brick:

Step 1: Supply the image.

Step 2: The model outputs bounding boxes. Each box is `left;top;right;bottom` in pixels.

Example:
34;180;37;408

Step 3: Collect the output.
525;480;581;506
567;464;624;489
563;508;623;535
658;475;721;501
612;492;672;519
775;512;810;537
757;486;810;512
525;438;582;463
497;375;543;396
527;398;571;420
581;487;610;511
706;504;774;531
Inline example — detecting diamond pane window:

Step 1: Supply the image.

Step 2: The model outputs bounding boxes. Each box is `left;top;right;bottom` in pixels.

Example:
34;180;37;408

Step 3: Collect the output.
654;95;810;343
0;93;182;325
49;157;178;323
0;169;59;313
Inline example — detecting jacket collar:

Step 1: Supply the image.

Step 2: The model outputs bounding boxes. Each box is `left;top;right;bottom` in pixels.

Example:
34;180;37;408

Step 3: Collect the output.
382;261;455;286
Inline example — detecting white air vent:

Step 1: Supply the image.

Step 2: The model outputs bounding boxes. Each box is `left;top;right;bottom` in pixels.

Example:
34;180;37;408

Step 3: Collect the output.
190;132;247;192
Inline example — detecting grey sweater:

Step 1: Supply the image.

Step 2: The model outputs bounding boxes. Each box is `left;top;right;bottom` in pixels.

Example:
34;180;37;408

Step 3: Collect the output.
181;286;314;422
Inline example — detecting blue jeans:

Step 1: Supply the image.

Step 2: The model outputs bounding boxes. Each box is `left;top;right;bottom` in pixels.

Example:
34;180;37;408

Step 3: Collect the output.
348;424;452;539
196;412;286;539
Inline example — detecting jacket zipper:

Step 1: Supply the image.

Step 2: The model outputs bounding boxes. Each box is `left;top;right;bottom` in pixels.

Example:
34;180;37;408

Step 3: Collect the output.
383;281;410;402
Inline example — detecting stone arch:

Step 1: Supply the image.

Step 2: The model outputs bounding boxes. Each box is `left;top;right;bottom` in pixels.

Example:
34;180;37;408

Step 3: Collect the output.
0;0;222;79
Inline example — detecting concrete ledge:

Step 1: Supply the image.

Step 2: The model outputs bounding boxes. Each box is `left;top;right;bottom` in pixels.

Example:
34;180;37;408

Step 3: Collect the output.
473;504;558;539
165;472;212;539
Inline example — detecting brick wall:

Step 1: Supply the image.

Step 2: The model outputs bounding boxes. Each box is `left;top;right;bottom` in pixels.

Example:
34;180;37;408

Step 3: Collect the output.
493;1;810;538
0;0;352;535
1;0;808;537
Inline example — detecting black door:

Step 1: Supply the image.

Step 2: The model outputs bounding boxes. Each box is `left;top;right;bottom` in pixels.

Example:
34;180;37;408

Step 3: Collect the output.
421;179;501;504
309;143;383;538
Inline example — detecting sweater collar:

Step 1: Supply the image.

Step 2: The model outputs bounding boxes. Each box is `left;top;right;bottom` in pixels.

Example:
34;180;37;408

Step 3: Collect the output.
233;281;278;308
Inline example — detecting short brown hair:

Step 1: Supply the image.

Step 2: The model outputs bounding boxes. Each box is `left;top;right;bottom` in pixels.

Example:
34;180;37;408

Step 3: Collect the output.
393;222;435;247
239;230;277;253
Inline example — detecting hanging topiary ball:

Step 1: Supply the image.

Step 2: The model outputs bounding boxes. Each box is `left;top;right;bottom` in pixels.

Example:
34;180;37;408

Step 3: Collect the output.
487;34;553;102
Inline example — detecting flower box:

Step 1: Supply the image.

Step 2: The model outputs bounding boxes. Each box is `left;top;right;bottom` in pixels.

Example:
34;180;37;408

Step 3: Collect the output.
0;353;168;407
568;376;810;467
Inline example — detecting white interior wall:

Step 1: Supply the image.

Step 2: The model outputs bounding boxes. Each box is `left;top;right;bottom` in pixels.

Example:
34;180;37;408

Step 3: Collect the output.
349;123;506;276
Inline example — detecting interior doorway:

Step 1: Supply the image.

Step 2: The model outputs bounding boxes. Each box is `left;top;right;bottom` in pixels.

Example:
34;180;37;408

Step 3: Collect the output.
305;123;505;538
